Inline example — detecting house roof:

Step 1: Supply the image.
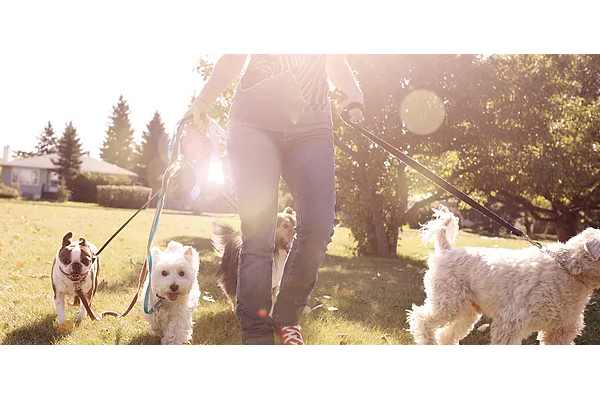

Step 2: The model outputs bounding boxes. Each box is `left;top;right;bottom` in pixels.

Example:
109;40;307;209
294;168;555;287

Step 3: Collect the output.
1;154;138;177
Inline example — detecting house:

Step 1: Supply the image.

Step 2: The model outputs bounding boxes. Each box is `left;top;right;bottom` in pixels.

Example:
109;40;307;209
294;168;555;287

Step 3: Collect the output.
1;146;137;200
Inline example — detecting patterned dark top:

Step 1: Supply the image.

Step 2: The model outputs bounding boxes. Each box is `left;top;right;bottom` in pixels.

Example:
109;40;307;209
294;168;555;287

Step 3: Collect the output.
228;54;333;133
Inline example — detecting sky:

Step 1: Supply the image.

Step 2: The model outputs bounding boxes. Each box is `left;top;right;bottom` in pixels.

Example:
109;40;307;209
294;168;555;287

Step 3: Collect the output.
0;1;595;161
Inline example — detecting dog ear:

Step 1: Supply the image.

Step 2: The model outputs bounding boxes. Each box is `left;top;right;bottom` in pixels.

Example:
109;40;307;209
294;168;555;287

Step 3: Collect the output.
151;246;161;261
62;232;73;247
584;236;600;261
283;207;295;216
78;237;87;247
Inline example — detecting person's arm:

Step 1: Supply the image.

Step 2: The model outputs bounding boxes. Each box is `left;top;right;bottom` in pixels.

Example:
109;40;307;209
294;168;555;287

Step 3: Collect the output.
326;54;364;124
185;54;248;129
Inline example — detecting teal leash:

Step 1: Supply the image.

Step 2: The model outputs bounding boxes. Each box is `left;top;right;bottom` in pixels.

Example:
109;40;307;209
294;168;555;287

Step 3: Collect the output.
143;117;189;314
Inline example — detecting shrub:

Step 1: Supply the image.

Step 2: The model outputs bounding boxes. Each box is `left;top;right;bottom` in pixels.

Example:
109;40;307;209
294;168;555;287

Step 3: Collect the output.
97;185;151;209
70;172;133;203
56;178;69;203
0;182;20;199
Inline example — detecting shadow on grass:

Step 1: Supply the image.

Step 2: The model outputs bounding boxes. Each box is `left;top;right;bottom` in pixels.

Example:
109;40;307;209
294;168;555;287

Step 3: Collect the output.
307;253;427;336
2;314;60;345
191;310;241;345
127;332;161;345
98;264;144;293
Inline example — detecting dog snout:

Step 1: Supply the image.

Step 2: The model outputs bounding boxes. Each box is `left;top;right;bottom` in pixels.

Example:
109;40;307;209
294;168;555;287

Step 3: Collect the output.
170;284;179;292
71;263;82;273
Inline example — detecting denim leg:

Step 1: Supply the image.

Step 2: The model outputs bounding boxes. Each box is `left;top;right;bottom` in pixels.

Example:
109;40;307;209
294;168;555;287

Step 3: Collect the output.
226;124;283;344
272;128;336;326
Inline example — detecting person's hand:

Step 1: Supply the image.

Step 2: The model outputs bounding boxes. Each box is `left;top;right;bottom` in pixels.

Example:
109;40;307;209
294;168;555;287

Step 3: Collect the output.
183;97;210;133
338;89;365;125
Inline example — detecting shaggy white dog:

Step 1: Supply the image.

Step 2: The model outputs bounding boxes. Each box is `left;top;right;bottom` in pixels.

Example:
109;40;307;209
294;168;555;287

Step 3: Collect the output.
142;241;200;345
407;206;600;345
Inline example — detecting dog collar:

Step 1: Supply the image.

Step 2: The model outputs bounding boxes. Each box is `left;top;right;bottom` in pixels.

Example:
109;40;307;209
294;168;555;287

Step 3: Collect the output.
543;247;589;288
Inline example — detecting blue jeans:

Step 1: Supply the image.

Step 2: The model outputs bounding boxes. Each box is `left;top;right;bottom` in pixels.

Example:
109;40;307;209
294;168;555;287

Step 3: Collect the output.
226;124;336;344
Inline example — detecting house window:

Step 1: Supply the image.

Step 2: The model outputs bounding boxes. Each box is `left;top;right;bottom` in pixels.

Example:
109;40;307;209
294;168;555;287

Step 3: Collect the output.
11;168;40;185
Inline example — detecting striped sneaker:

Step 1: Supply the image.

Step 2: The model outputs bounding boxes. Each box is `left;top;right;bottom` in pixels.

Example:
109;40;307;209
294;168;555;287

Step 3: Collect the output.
276;325;304;345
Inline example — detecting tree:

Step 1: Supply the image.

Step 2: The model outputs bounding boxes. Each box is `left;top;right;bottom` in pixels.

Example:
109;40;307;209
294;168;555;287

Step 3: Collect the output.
134;111;169;190
334;54;484;256
100;95;135;169
454;54;600;241
52;121;84;187
36;121;58;155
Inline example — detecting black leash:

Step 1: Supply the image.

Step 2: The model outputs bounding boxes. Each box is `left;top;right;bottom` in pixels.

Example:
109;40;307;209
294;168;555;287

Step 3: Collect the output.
340;103;542;249
92;190;161;261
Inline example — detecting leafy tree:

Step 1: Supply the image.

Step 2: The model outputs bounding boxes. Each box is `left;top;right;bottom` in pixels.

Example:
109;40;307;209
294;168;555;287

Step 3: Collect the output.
36;121;58;155
456;54;600;241
100;95;135;169
52;121;84;187
334;54;484;256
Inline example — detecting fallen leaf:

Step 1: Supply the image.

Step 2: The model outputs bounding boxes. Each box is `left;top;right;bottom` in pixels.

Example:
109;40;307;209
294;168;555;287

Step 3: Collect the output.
323;295;331;299
477;323;490;332
377;272;381;277
119;238;125;242
57;321;74;334
327;306;339;311
202;295;215;302
10;274;21;281
312;303;323;311
30;274;37;278
340;341;349;345
13;234;20;240
38;275;50;279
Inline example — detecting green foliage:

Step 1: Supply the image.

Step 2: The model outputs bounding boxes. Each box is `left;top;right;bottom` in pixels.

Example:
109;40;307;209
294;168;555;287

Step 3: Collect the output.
52;121;84;187
335;55;481;256
96;185;151;209
455;54;600;241
100;95;135;169
70;172;133;203
0;182;20;199
36;121;57;155
56;177;70;202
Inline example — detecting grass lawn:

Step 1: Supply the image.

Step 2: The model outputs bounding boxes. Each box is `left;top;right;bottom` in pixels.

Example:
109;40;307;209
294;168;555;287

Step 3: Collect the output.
1;198;599;345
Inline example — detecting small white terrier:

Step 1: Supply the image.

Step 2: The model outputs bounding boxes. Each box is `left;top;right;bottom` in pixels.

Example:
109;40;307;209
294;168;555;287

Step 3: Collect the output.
407;206;600;345
142;241;200;345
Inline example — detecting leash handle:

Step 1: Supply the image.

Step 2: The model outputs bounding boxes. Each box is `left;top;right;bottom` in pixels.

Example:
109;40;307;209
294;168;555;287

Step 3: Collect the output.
340;115;528;239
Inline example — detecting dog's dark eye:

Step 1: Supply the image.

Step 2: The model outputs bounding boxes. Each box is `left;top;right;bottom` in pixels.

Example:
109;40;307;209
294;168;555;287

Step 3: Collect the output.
161;271;168;276
179;271;185;277
81;258;89;266
62;258;70;264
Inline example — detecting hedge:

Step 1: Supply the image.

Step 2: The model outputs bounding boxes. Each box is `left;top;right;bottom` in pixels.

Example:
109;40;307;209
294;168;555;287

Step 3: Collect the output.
71;172;134;203
0;182;20;199
97;185;151;209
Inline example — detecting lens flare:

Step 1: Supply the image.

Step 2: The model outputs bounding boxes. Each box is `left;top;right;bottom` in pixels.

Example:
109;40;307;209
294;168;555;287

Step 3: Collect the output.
400;90;446;135
258;309;268;318
208;158;224;184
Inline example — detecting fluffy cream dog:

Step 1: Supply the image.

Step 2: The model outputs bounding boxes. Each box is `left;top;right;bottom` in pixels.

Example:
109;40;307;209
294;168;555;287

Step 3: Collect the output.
142;241;200;345
407;206;600;345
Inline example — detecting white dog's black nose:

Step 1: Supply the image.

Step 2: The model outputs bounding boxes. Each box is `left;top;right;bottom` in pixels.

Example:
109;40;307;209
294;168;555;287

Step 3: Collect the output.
72;263;82;273
170;284;179;292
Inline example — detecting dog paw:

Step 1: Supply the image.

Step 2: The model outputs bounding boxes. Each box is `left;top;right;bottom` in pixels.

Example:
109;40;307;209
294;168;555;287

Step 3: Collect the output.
57;321;74;335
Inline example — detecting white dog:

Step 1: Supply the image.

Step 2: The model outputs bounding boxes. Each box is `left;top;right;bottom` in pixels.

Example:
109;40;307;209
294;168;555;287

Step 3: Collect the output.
142;241;200;345
407;206;600;345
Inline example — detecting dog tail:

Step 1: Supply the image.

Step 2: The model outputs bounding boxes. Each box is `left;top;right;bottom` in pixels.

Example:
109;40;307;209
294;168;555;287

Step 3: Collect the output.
211;220;241;305
420;205;459;251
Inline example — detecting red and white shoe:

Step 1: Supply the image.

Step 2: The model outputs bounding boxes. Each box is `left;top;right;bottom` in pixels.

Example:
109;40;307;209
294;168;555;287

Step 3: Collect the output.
276;325;305;345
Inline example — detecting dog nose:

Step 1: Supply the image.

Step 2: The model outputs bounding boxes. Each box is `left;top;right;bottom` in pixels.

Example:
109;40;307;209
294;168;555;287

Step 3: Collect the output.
72;263;82;272
170;284;179;292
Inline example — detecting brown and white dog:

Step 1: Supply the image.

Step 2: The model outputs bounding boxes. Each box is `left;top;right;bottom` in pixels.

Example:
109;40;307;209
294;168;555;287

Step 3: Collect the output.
51;232;99;324
212;207;297;316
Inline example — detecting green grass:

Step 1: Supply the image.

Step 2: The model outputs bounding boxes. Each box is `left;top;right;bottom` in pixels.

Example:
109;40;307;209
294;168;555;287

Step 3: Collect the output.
1;198;599;345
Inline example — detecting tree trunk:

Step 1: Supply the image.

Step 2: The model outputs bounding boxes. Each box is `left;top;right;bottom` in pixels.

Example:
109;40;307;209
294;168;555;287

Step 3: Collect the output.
369;196;391;257
555;211;579;242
